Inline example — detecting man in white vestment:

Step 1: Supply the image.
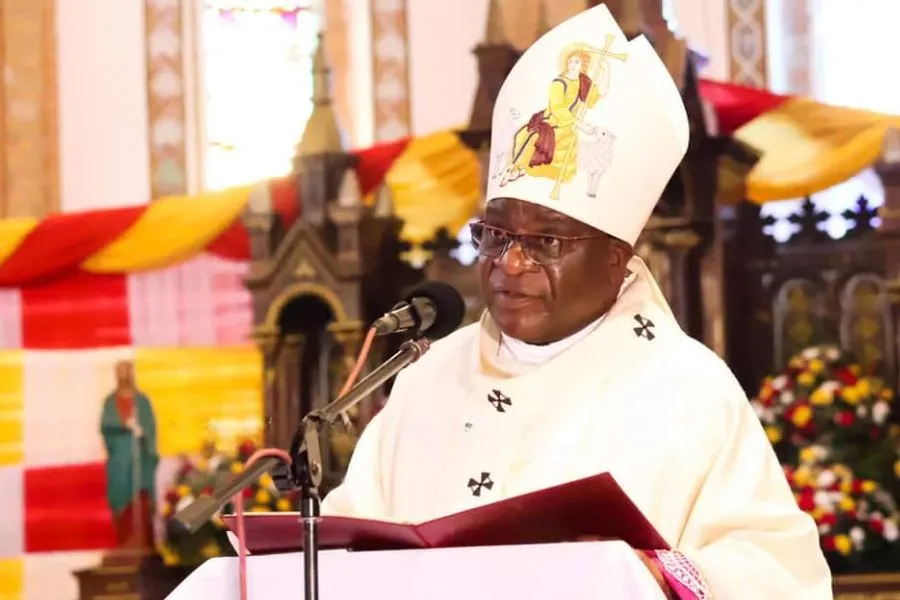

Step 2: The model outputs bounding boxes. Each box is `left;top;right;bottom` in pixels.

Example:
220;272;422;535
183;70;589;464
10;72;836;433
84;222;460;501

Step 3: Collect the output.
323;5;832;599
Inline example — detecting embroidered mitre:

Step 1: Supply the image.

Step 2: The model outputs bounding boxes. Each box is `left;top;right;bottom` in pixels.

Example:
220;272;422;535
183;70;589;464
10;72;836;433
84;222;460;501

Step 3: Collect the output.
486;4;689;246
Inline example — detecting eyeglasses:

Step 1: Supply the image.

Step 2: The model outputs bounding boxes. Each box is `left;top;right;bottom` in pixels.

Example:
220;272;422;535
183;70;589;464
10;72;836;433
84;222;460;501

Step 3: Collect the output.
468;221;605;265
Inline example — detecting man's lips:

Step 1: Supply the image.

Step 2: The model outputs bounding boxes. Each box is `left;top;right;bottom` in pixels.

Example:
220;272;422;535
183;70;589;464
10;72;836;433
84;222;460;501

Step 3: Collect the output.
491;289;542;309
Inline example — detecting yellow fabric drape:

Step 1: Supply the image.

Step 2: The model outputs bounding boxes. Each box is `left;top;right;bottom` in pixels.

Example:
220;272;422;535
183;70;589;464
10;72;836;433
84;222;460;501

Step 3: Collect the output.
133;346;263;457
386;130;482;245
0;351;23;467
82;186;252;273
737;98;900;203
0;219;38;265
0;557;22;600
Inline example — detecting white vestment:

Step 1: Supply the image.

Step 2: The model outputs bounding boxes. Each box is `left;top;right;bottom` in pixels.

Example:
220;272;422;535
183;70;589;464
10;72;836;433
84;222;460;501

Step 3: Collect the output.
323;261;832;599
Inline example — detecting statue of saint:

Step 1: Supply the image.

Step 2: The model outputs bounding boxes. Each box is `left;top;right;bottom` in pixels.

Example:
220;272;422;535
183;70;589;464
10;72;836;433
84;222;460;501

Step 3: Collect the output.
100;360;159;553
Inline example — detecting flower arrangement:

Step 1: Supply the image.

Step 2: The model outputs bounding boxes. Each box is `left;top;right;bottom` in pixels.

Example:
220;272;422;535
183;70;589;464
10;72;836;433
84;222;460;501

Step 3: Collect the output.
158;437;298;567
751;344;900;572
784;447;900;571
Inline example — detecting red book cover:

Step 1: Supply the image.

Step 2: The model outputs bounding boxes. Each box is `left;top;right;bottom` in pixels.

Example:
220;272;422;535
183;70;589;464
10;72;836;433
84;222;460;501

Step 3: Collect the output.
223;472;670;555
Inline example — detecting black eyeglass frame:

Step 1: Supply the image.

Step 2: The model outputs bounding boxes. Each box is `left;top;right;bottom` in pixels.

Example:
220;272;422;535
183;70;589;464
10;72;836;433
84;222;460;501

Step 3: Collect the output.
468;220;607;265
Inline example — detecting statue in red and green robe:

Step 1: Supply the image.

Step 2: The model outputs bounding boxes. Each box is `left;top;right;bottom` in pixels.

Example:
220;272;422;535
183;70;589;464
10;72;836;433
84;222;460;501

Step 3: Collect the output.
100;360;159;552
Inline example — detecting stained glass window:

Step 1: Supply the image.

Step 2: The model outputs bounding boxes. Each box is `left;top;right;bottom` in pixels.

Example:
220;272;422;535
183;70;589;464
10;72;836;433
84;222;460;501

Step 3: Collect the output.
199;0;319;190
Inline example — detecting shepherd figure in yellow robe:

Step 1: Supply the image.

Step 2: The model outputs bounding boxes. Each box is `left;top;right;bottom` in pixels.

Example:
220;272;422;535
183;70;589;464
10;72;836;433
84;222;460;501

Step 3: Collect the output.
500;42;619;197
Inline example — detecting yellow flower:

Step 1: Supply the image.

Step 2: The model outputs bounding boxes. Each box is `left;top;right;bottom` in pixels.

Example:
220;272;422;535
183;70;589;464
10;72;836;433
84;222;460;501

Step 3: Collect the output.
789;357;806;370
195;458;209;471
797;372;815;387
157;542;180;566
259;473;274;489
840;387;861;405
161;503;173;517
276;498;293;511
808;359;824;374
799;447;818;465
791;405;813;428
810;507;824;521
894;459;900;479
881;388;894;402
810;386;833;406
839;496;856;512
840;480;853;494
834;534;852;556
255;489;271;504
856;378;872;397
231;462;244;474
176;485;191;497
849;365;861;376
765;426;782;444
793;467;813;487
861;480;877;493
201;542;221;558
250;505;269;513
832;464;852;480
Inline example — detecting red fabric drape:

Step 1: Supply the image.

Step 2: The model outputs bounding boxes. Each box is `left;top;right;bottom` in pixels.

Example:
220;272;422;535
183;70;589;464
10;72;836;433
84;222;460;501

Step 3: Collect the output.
355;138;411;196
0;207;143;287
24;462;117;552
21;272;131;349
698;79;792;135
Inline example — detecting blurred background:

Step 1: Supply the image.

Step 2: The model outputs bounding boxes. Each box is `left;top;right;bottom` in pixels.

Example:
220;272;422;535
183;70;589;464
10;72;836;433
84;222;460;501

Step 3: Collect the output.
0;0;899;598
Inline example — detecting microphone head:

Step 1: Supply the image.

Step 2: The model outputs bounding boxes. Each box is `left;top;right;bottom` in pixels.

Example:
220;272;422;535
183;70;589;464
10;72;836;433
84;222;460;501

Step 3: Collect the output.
405;281;466;341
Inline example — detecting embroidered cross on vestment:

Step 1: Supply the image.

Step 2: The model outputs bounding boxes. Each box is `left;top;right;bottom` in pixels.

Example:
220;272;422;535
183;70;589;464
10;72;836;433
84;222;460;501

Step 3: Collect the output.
467;472;494;497
633;314;655;340
487;389;512;412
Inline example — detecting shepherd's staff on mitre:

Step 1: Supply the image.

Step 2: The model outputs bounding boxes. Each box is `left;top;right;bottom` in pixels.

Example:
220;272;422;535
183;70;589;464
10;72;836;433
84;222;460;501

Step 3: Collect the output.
500;34;627;199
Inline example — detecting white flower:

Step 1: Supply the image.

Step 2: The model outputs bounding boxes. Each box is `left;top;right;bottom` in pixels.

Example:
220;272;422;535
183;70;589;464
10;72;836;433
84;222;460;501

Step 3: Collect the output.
802;347;821;359
209;455;223;471
817;470;837;489
850;526;865;549
873;401;890;424
818;523;832;535
176;495;195;512
814;490;834;510
753;403;774;423
820;381;840;394
884;520;899;542
772;375;788;391
857;404;869;418
780;390;795;405
825;347;840;361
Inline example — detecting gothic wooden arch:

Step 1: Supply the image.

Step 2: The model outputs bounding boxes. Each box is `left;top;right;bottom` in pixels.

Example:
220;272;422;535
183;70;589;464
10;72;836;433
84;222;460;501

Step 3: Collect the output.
262;282;351;333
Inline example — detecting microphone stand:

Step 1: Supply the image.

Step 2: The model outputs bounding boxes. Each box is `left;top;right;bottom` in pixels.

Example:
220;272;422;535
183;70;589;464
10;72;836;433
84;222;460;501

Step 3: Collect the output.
273;336;432;600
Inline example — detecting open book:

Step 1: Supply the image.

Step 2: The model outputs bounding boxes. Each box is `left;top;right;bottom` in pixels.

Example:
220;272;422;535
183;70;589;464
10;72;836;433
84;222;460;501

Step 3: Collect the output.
223;472;670;554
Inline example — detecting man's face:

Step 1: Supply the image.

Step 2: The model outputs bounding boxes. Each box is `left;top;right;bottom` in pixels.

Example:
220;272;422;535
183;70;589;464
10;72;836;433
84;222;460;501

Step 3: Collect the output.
115;362;134;386
476;198;631;344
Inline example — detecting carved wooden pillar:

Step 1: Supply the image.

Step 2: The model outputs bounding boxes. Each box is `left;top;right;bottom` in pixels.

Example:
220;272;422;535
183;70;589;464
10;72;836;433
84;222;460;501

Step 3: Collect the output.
253;329;280;448
276;334;306;450
875;130;900;391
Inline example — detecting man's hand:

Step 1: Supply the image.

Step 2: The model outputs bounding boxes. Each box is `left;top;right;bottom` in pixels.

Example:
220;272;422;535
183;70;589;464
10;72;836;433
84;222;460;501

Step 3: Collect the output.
125;417;143;438
576;536;673;599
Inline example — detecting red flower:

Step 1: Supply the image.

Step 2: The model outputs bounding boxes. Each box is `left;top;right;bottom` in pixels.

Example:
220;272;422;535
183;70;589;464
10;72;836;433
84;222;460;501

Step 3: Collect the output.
798;490;815;511
835;411;855;427
238;440;257;458
203;485;214;496
242;487;254;499
871;518;885;534
819;513;837;527
821;535;836;551
835;368;857;386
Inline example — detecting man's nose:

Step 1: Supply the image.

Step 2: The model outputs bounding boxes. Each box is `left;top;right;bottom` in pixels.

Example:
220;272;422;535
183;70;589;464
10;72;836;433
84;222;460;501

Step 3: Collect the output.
494;240;532;274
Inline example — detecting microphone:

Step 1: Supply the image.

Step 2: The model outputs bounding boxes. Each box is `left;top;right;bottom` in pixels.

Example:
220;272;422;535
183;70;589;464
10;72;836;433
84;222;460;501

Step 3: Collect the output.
372;281;466;340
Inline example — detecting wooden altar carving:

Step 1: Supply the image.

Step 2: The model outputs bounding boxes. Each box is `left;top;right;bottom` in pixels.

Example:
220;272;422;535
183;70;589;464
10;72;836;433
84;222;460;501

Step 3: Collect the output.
243;29;419;492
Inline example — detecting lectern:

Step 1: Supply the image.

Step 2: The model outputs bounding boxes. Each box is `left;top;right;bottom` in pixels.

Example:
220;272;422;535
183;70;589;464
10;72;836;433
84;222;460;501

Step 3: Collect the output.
166;540;666;599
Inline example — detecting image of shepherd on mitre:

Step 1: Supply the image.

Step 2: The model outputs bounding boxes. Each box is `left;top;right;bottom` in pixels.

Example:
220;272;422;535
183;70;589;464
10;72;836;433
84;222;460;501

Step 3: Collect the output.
499;40;620;199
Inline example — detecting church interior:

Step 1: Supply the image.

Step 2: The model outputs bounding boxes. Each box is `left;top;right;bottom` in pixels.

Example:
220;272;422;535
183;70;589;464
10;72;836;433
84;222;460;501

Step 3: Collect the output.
0;0;899;597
